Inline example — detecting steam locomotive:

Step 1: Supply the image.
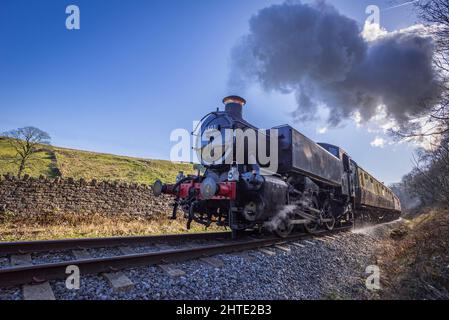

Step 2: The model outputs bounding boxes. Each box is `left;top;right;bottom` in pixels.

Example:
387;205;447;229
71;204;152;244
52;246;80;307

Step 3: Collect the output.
153;96;401;238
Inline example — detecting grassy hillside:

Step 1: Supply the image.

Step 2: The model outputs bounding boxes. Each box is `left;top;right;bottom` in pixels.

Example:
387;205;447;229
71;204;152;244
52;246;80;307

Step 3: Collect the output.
377;208;449;299
0;138;55;178
0;137;194;184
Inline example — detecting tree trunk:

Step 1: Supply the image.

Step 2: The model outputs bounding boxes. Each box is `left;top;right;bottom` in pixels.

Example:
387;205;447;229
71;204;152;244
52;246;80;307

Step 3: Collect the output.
18;158;26;178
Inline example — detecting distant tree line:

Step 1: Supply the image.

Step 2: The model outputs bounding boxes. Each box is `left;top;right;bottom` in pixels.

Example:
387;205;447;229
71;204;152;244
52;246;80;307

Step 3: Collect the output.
396;134;449;208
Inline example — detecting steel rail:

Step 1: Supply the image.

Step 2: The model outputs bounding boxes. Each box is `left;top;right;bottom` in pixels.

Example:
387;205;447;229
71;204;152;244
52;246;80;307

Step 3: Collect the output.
0;232;232;255
0;226;352;288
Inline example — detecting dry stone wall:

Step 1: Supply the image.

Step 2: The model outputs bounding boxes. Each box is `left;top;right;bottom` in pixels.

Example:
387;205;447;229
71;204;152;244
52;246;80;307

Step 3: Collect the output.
0;174;172;217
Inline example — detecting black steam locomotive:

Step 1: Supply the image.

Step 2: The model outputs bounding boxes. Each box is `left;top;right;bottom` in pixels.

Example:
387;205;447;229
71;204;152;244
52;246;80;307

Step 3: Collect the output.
153;96;401;238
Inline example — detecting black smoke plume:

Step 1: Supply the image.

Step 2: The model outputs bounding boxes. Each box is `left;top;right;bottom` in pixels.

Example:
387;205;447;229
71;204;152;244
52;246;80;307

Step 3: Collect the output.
229;1;442;128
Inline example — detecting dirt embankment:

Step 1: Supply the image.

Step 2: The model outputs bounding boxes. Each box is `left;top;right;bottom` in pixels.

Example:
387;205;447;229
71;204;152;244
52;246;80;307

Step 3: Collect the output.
375;208;449;299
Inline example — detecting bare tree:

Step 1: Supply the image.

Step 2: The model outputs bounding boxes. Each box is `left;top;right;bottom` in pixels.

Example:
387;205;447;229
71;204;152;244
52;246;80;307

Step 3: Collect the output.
400;133;449;207
420;0;449;125
1;127;51;178
397;0;449;138
391;1;448;140
391;2;449;209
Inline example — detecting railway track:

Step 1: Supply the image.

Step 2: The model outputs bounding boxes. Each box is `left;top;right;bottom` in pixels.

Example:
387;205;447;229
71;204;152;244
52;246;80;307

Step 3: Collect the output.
0;231;231;256
0;226;352;288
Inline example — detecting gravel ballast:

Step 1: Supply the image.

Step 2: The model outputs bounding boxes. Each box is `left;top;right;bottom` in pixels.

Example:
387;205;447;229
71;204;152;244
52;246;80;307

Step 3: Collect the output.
0;221;403;300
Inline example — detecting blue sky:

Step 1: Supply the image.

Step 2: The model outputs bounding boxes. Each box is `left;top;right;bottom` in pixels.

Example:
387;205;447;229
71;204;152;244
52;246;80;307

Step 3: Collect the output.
0;0;420;184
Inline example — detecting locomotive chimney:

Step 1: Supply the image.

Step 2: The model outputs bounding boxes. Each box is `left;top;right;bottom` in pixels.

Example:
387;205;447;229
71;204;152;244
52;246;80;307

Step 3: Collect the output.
223;95;246;120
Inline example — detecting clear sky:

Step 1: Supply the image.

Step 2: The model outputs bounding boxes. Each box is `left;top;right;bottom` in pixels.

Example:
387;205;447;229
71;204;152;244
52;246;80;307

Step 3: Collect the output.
0;0;421;184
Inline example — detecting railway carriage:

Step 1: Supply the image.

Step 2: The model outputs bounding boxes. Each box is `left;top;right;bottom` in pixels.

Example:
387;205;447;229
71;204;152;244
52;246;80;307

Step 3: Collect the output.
153;96;401;238
355;167;402;221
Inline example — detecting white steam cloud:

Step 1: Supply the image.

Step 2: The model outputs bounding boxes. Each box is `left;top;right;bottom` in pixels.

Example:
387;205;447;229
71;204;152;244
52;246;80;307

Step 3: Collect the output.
370;137;386;148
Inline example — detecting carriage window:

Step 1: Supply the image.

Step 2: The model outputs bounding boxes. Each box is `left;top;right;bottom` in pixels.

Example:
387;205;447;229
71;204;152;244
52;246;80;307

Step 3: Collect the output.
368;177;374;191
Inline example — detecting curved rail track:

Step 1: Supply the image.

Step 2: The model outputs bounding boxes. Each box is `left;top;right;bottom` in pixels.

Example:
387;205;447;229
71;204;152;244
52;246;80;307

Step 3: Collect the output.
0;226;352;288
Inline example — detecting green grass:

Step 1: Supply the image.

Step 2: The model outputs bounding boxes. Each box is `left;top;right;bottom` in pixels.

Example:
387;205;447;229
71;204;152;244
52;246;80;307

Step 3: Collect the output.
0;137;194;184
